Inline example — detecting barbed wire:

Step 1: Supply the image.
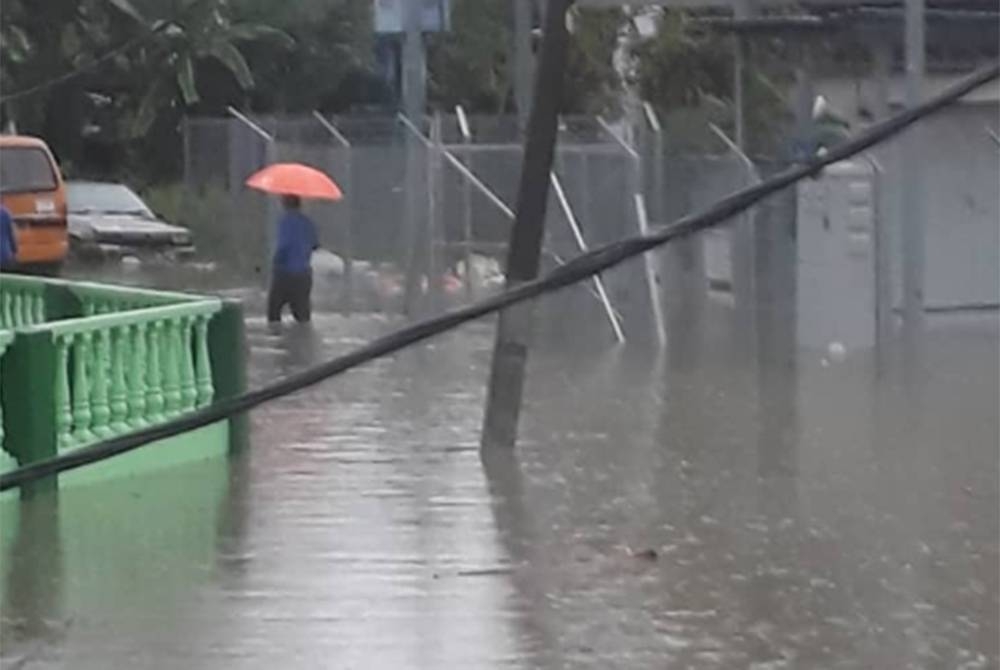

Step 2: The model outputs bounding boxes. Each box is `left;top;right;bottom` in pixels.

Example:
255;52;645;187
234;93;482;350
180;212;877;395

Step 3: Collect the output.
0;61;996;492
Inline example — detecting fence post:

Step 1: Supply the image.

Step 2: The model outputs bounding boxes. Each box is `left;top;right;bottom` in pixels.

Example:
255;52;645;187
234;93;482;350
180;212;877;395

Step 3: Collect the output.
427;113;444;313
456;106;475;300
1;330;58;495
311;111;355;314
208;301;248;453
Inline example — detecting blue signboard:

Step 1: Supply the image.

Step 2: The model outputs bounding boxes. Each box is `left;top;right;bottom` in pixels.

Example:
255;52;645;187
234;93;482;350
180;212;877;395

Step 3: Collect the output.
374;0;450;34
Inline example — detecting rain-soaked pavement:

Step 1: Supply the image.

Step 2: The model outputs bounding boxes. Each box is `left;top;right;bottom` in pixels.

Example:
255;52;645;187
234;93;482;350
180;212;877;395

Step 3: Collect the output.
1;269;997;669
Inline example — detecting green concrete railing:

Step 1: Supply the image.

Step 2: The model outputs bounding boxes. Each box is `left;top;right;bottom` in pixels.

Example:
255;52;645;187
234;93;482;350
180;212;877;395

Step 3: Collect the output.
0;279;46;329
40;301;221;452
0;274;205;331
0;275;247;483
0;330;14;473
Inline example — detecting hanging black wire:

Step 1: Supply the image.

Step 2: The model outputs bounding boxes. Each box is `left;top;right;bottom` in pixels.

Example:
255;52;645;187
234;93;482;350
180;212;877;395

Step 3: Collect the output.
1;62;996;492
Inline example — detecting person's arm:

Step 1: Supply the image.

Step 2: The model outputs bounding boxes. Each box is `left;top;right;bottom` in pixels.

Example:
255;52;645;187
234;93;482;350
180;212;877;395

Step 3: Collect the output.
310;218;319;251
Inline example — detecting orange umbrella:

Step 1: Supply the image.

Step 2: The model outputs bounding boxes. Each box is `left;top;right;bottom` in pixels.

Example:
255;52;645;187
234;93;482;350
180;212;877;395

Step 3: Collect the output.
245;163;343;201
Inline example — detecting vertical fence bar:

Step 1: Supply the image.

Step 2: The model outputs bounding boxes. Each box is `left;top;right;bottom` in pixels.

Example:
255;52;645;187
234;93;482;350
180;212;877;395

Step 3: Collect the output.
456;106;476;300
312;111;354;313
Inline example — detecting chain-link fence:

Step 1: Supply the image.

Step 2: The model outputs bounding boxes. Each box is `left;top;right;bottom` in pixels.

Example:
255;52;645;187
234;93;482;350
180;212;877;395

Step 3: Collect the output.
178;112;774;339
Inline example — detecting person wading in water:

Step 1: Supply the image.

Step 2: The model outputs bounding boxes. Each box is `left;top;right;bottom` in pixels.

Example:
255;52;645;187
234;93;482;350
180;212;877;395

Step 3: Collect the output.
268;195;319;323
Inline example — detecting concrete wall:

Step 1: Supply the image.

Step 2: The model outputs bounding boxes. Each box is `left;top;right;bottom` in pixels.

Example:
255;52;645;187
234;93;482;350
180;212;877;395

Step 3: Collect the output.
817;76;999;309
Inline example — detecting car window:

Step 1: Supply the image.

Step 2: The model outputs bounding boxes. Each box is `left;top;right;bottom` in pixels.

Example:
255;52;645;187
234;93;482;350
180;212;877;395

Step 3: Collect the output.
0;147;58;193
67;183;153;216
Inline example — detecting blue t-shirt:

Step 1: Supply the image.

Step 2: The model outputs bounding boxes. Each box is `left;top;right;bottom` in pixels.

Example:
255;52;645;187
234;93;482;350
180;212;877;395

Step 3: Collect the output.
0;206;17;267
272;210;318;275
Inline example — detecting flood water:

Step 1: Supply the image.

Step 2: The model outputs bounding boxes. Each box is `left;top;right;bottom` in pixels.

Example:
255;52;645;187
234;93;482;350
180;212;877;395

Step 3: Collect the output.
1;269;997;669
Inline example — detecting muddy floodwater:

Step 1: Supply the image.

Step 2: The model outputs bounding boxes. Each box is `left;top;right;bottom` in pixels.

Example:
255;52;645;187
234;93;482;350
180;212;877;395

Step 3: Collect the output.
1;267;997;669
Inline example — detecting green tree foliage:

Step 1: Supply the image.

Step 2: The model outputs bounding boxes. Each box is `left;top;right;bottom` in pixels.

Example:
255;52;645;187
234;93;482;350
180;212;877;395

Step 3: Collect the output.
426;0;624;115
631;10;794;155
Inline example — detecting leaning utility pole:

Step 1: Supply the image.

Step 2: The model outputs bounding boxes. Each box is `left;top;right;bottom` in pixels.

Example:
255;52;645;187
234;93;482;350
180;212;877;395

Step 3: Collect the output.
481;0;574;451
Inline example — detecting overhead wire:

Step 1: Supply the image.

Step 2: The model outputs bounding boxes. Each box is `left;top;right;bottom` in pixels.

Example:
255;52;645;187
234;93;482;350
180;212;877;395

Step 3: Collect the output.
0;61;996;492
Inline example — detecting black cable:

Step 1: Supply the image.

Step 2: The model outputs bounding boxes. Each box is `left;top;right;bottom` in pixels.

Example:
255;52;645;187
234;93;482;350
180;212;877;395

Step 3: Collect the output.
1;62;996;492
0;21;170;104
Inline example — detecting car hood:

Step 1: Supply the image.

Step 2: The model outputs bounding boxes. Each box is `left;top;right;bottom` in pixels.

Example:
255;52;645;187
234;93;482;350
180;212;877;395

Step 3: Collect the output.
68;213;190;238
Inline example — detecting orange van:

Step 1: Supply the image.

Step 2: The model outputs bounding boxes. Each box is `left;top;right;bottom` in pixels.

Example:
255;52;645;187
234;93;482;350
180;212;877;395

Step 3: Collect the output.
0;135;69;274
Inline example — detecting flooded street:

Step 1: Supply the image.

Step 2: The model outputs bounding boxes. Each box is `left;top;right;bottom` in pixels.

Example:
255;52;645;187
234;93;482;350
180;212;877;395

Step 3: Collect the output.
1;273;997;668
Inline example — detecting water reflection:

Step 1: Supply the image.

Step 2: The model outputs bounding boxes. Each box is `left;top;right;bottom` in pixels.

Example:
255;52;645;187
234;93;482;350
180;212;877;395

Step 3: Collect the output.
0;301;995;668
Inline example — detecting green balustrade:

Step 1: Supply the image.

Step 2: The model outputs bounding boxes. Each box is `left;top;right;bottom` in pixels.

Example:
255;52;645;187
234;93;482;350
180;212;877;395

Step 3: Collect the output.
0;276;244;486
0;274;207;331
37;301;222;452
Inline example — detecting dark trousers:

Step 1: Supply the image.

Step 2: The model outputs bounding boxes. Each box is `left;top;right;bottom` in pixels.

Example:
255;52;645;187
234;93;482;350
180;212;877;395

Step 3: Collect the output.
268;270;312;323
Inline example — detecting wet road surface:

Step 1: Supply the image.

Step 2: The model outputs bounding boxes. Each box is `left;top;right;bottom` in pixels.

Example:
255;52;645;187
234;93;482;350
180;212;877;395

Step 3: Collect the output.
1;289;997;668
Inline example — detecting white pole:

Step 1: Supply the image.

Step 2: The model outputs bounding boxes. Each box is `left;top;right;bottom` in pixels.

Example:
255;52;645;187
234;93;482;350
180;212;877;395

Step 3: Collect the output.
443;151;516;219
550;171;626;343
634;193;667;347
455;105;475;299
226;106;273;143
987;127;1000;148
597;116;639;160
405;112;621;328
311;110;351;148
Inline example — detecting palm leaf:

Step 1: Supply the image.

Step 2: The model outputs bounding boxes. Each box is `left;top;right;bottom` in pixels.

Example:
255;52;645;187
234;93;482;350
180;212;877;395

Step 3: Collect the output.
105;0;145;24
229;23;295;49
177;54;199;104
208;41;254;90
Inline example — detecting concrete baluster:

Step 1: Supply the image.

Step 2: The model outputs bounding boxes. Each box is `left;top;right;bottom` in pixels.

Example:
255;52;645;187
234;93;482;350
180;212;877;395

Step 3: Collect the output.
179;317;197;411
90;329;113;438
109;326;130;434
146;321;165;423
1;293;11;328
162;319;182;416
71;332;96;445
128;323;148;428
194;316;214;407
55;334;73;449
33;293;45;324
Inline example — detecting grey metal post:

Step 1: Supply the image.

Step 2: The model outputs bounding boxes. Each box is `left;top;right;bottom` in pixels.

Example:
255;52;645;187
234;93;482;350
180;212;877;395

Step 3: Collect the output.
642;103;665;224
513;0;535;130
402;0;428;316
902;0;926;338
872;44;894;350
732;0;752;149
427;113;444;312
311;111;354;314
402;0;426;118
456;106;476;300
711;122;760;348
227;106;275;288
182;116;192;198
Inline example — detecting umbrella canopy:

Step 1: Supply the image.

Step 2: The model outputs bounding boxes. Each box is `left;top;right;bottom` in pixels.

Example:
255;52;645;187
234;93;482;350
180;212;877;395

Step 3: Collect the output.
245;163;343;201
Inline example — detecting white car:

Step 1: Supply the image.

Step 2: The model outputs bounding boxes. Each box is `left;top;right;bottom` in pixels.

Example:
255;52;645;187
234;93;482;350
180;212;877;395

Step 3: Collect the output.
67;181;194;261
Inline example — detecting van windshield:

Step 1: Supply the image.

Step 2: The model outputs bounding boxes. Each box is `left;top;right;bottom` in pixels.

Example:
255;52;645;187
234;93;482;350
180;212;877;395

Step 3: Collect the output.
0;146;58;193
